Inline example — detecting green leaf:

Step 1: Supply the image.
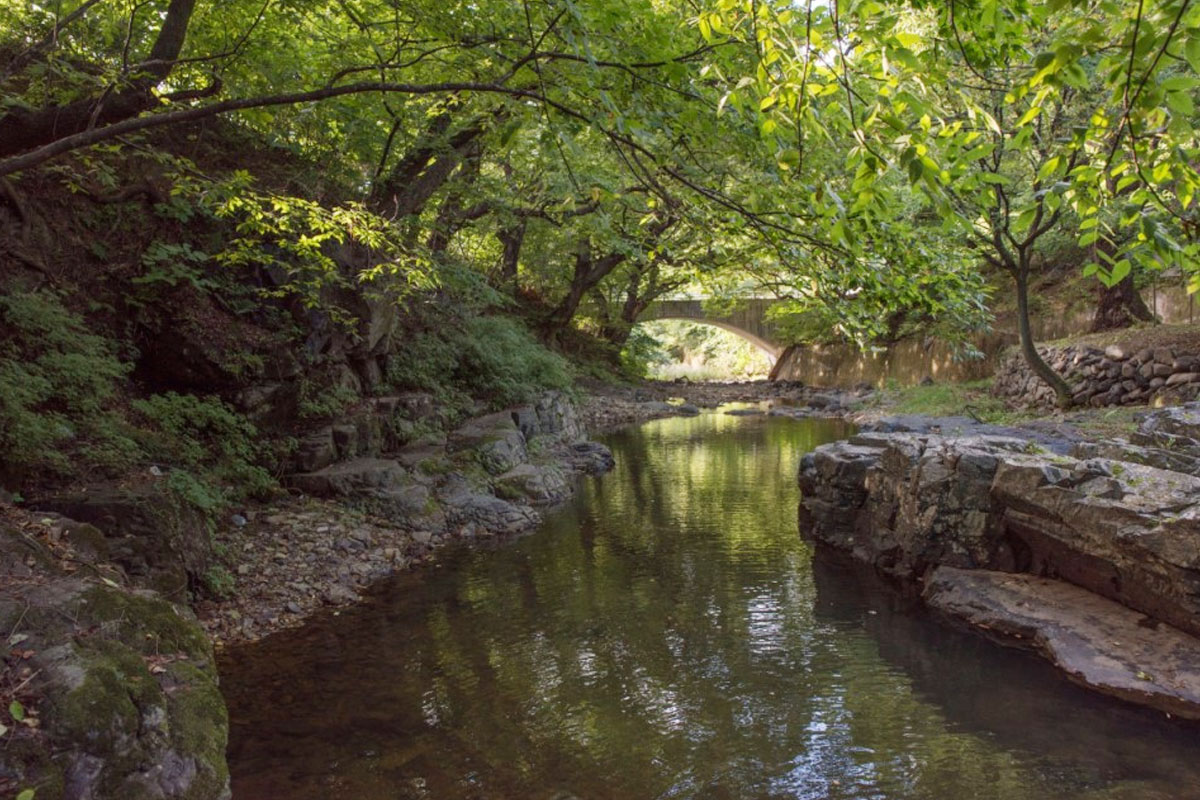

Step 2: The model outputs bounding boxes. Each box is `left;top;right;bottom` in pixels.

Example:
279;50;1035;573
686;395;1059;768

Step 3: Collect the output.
1016;106;1042;127
9;701;24;722
17;790;35;800
1186;36;1200;73
1037;157;1061;181
1161;75;1200;92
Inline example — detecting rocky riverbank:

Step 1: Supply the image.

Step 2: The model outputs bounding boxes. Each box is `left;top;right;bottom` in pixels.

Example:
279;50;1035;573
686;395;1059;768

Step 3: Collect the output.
196;391;615;647
0;390;614;799
798;404;1200;719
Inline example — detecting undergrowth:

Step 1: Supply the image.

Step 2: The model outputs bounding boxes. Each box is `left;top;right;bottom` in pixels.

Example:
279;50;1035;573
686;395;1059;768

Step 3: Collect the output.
0;289;274;510
387;314;572;410
0;289;138;482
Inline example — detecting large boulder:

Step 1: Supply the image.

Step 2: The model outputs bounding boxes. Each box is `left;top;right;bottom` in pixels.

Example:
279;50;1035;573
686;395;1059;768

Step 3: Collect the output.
492;463;572;506
447;412;528;475
286;458;439;529
31;488;213;602
0;568;228;799
510;391;586;444
437;475;540;535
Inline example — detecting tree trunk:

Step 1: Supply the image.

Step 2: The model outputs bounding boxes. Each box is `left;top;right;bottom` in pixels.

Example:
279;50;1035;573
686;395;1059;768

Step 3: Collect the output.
369;113;491;217
1091;273;1156;332
495;221;525;289
543;241;627;338
1014;266;1072;407
0;0;197;158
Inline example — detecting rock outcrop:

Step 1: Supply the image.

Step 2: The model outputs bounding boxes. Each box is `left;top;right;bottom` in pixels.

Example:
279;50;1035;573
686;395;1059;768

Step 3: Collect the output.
30;488;215;603
925;567;1200;720
0;522;228;800
799;405;1200;718
285;391;611;539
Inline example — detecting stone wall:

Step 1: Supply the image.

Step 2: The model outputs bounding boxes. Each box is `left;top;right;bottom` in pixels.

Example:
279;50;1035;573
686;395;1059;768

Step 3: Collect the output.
992;343;1200;408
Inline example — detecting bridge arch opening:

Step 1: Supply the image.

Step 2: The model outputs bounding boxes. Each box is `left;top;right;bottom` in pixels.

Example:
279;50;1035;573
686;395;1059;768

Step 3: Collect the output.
632;319;774;381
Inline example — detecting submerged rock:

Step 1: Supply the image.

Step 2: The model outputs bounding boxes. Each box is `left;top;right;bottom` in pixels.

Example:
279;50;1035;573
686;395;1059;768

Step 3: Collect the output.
925;567;1200;720
724;407;765;416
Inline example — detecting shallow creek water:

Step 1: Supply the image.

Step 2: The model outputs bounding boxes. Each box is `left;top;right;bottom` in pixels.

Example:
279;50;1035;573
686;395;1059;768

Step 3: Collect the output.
221;411;1200;799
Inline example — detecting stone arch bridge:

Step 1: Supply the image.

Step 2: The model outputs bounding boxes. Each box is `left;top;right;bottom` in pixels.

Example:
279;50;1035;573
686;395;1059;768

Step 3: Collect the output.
640;298;785;364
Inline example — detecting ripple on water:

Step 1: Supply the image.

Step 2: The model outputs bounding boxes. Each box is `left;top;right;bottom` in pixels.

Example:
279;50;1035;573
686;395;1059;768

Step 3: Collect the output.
221;412;1200;800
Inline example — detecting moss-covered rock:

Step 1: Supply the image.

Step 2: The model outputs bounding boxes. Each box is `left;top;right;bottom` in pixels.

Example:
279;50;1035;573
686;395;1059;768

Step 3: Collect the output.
0;572;229;800
30;486;214;602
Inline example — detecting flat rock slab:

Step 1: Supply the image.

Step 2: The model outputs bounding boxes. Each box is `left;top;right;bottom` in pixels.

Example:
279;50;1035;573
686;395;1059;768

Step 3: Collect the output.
925;567;1200;720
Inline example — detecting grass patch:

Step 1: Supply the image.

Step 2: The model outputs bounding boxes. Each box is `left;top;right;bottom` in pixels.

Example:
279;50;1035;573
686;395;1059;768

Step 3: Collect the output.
876;380;1028;424
1066;406;1144;439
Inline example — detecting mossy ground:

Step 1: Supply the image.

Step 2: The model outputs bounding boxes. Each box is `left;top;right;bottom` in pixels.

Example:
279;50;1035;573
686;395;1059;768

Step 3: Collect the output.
866;380;1025;424
863;379;1146;438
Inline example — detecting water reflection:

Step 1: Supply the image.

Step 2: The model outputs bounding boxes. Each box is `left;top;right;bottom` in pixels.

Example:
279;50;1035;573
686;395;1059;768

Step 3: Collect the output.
221;412;1200;799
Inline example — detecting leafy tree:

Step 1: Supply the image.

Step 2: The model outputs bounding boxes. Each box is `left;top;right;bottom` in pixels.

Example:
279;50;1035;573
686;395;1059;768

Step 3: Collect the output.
704;0;1200;404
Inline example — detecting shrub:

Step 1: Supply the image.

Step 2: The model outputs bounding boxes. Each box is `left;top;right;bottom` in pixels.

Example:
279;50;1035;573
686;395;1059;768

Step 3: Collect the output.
296;372;359;421
454;316;572;407
133;392;275;500
0;289;138;483
387;314;572;410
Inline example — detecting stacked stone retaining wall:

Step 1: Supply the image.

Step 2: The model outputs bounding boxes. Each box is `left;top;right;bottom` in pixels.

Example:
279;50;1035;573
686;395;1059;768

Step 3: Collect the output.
992;343;1200;407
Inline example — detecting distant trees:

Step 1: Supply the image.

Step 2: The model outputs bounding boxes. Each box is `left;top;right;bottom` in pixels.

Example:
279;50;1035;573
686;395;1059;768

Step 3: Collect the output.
704;0;1200;405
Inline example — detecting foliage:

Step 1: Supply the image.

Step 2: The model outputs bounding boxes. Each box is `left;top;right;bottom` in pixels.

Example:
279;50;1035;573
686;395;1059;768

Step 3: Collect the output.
132;392;274;500
201;564;236;600
0;289;137;481
387;315;572;409
2;0;1196;422
296;373;359;421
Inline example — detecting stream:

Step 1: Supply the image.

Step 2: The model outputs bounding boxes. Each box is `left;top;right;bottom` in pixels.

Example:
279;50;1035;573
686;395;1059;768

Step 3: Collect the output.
220;410;1200;799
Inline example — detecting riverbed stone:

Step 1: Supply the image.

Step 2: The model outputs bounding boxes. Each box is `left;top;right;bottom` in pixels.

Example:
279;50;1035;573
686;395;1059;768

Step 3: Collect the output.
925;567;1200;720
